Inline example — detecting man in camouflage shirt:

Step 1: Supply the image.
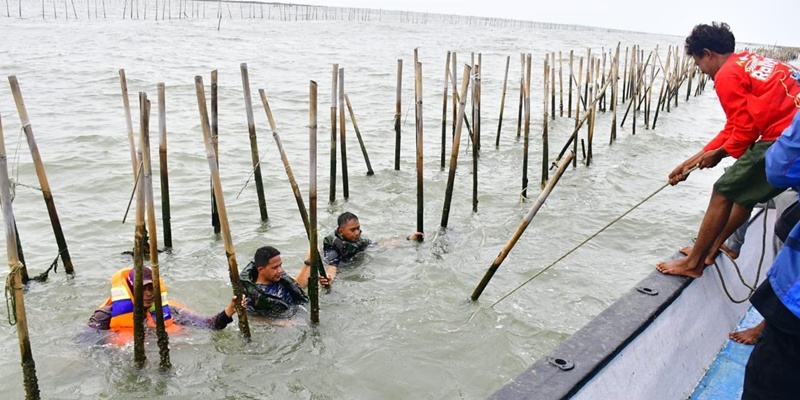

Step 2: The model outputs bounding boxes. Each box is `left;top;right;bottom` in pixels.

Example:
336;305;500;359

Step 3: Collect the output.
322;212;424;268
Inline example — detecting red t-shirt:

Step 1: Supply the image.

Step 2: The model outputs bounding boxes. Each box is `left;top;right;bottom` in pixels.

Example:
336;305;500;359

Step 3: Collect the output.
704;51;800;158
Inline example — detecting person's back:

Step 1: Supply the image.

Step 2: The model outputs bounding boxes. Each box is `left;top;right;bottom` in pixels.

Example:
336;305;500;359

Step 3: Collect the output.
710;51;800;158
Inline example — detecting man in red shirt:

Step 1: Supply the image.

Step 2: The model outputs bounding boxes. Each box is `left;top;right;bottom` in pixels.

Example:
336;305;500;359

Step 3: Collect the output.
657;22;800;277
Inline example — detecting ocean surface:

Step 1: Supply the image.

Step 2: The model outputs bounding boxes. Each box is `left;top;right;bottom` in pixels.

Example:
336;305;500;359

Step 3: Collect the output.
0;10;732;399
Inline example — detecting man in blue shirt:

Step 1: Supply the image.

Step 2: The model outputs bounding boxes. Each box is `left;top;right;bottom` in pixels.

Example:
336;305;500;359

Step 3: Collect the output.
743;110;800;399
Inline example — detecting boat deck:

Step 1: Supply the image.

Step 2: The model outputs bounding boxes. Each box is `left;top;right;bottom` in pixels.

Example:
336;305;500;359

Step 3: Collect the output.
690;307;763;400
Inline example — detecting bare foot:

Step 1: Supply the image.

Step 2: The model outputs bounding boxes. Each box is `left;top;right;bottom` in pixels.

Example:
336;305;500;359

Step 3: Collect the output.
719;244;739;260
679;245;693;256
656;257;704;278
729;320;765;345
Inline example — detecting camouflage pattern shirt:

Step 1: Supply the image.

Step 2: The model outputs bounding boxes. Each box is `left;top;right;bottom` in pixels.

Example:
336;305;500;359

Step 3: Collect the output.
322;230;374;267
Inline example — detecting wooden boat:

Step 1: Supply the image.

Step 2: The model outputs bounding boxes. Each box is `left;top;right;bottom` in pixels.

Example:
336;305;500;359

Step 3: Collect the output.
489;206;775;399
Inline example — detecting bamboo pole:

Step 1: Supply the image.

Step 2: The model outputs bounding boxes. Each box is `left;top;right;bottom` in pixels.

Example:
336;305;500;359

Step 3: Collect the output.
472;63;480;212
157;83;172;249
610;43;620;144
344;94;373;176
567;50;573;118
331;63;339;199
516;53;524;140
138;93;171;370
133;113;146;369
550;51;556;121
475;53;481;152
8;76;75;275
470;150;574;301
308;81;320;323
495;55;510;147
542;56;549;188
440;65;471;229
0;104;40;400
338;68;349;200
258;90;328;282
414;50;424;234
211;70;220;234
451;52;457;139
119;70;138;184
521;54;531;198
441;51;450;170
194;76;251;340
559;50;564;117
240;64;269;222
394;60;402;171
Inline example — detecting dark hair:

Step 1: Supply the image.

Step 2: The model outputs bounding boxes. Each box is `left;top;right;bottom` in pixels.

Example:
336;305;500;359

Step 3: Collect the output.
685;22;735;57
254;246;281;268
337;212;359;228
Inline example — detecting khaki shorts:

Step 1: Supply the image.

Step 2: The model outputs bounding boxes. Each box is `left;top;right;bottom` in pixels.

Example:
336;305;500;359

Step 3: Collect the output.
714;141;786;209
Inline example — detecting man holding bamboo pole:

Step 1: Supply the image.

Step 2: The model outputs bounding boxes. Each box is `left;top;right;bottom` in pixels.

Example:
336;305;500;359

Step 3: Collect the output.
657;22;800;278
84;266;242;345
239;246;334;319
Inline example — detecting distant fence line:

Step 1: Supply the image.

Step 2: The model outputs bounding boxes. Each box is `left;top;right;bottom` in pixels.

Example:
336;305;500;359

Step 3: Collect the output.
3;0;637;33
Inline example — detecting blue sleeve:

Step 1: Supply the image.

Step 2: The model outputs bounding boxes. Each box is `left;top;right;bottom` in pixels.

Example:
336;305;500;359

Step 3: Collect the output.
323;247;341;267
766;112;800;188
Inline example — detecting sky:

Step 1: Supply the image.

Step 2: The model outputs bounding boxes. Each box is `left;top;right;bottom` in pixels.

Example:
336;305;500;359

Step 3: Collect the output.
302;0;799;47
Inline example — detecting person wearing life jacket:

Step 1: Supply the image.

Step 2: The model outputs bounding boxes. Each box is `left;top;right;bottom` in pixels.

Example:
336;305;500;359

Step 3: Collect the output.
86;266;240;344
240;246;336;319
322;211;424;268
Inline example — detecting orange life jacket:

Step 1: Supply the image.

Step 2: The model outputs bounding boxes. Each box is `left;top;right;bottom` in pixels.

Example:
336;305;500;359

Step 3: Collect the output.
100;267;180;343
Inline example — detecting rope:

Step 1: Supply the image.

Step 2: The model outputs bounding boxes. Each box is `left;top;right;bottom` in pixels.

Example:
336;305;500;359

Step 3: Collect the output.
29;252;61;283
9;179;43;193
235;143;271;200
489;165;699;308
711;206;769;303
5;260;24;325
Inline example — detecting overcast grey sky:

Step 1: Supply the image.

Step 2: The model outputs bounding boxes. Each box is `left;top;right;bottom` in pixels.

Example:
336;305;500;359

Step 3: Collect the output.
304;0;799;47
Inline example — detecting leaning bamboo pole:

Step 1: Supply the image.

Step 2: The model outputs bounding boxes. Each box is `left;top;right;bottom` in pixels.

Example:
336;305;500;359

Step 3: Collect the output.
496;55;510;148
441;51;450;170
118;69;138;182
330;63;339;199
8;76;74;275
0;106;40;400
194;76;251;340
338;67;349;200
240;63;269;221
470;150;575;301
344;94;374;176
258;89;328;281
308;80;320;323
157;83;172;248
138;93;171;370
440;65;471;229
